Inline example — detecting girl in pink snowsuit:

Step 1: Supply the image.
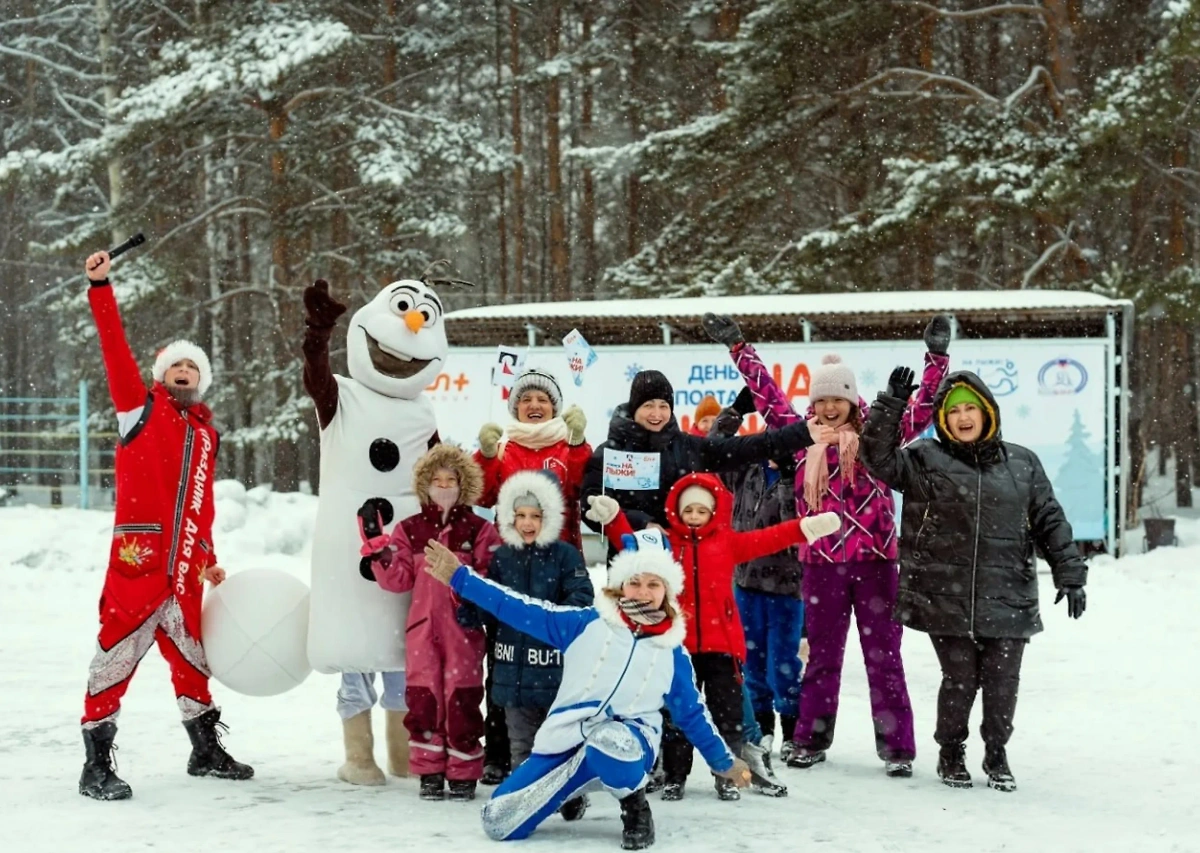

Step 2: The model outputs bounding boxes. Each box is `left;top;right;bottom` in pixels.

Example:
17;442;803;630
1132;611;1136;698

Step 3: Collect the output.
360;444;501;800
702;312;951;777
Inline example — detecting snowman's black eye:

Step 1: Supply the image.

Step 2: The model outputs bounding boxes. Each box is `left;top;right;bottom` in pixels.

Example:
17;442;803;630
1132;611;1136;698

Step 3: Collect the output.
395;298;411;312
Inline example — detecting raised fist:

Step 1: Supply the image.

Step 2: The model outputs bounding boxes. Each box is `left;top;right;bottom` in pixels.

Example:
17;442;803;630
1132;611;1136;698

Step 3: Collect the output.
478;422;503;458
85;251;111;282
304;279;348;330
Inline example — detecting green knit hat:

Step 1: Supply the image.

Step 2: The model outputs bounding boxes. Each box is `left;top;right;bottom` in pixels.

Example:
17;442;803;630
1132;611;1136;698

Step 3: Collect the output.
943;384;984;413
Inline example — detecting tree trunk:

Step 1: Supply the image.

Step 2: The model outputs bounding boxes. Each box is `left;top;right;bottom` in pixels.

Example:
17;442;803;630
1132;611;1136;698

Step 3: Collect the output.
546;0;569;301
1043;0;1079;115
626;0;642;257
578;3;597;294
493;0;509;301
95;0;124;244
510;3;526;299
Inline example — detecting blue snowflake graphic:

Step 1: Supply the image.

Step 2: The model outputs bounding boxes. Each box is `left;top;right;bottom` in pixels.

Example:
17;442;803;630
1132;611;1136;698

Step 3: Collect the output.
625;363;644;382
860;369;878;389
1016;404;1031;419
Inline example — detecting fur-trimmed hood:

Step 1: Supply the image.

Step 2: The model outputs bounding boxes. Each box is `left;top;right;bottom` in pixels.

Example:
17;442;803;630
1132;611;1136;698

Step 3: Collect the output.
593;589;688;649
495;470;565;547
413;444;484;507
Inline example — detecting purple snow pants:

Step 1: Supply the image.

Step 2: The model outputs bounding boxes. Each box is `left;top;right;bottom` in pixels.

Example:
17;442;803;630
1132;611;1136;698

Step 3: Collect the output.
793;560;916;762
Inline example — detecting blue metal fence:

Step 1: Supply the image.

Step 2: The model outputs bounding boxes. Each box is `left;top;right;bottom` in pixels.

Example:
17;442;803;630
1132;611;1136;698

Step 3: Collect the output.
0;380;113;509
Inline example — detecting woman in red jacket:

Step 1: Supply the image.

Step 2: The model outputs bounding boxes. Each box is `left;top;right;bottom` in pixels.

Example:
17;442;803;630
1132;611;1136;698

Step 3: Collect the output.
587;473;839;802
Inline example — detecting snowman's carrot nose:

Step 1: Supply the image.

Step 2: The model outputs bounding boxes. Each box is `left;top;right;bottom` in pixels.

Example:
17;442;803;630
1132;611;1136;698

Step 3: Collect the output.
404;310;424;333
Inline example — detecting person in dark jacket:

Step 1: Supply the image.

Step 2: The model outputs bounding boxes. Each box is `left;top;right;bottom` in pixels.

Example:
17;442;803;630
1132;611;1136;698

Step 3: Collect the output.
478;469;594;820
580;369;815;547
861;368;1088;794
712;390;806;763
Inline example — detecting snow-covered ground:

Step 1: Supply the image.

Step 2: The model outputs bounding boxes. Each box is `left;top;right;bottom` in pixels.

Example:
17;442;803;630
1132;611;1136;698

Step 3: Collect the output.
1;483;1195;853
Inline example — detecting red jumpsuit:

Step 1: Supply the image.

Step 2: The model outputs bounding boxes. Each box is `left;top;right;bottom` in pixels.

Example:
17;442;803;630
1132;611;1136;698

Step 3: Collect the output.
81;284;219;726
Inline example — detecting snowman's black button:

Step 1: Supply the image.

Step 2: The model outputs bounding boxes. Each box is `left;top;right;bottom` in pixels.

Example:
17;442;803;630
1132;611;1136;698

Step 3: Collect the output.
369;438;400;472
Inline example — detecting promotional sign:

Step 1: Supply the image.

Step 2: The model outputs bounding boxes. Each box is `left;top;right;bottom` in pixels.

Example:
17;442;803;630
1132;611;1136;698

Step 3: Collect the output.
423;339;1111;541
602;449;661;491
563;329;599;387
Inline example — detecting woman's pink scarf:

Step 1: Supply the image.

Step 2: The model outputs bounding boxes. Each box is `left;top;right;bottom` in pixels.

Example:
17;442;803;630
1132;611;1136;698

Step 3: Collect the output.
803;418;860;513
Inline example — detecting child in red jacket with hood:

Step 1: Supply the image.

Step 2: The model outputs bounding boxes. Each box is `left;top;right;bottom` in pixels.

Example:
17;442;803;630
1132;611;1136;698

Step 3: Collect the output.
586;474;839;802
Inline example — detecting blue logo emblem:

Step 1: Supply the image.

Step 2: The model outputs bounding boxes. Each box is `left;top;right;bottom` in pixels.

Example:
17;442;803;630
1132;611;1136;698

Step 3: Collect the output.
1037;358;1088;395
962;359;1018;397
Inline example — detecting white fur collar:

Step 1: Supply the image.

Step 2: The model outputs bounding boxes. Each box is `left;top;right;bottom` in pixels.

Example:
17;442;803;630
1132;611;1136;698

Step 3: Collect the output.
495;470;565;547
593;591;688;649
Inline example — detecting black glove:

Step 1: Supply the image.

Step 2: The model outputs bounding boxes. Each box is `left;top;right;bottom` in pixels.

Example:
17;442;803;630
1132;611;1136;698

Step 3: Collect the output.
712;408;742;437
304;279;348;330
886;366;918;401
924;314;952;355
702;312;745;348
732;386;756;416
1054;586;1086;619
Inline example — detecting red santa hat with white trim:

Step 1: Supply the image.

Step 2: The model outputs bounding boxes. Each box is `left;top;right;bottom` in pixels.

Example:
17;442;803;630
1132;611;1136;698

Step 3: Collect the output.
152;340;213;396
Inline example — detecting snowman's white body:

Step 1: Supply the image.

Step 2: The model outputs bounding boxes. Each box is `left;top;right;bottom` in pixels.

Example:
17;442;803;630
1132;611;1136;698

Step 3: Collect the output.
306;378;436;673
305;278;448;675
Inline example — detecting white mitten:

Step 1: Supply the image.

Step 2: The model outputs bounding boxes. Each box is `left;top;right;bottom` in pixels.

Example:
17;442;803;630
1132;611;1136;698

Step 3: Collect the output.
586;494;620;525
800;511;840;542
478;423;503;458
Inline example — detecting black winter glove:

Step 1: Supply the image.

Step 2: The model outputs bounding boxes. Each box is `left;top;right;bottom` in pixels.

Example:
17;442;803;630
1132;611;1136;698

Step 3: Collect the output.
886;366;918;401
923;314;952;355
732;386;756;416
1054;586;1086;619
304;279;348;330
702;312;745;348
713;408;742;437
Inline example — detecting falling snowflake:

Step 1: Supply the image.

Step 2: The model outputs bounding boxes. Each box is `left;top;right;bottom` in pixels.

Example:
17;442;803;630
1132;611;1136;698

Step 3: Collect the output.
625;363;644;382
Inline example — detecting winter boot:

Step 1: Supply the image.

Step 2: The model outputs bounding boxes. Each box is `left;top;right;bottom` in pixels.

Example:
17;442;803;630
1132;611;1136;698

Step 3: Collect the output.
79;722;132;801
754;710;776;742
714;775;741;801
779;715;798;763
885;759;913;778
560;794;589;821
660;778;686;801
448;779;477;801
384;710;409;777
741;737;787;797
619;789;655;850
644;757;665;794
337;710;385;786
420;773;447;801
937;744;972;789
183;709;254;780
481;763;509;786
983;746;1017;792
786;747;826;769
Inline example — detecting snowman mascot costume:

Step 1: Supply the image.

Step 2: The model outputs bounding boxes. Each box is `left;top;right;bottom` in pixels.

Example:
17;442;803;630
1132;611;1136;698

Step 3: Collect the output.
302;275;445;785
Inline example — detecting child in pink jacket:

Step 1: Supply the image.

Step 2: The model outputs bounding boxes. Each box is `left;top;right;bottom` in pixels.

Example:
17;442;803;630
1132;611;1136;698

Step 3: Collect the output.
359;444;501;802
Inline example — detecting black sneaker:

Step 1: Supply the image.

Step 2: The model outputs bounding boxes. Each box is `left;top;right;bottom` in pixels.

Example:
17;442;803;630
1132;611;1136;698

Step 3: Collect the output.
714;776;741;801
786;747;826;769
885;759;913;778
448;779;476;801
983;746;1017;792
481;763;509;786
560;794;588;821
660;780;685;801
619;790;655;850
420;773;447;800
937;745;972;789
79;722;133;801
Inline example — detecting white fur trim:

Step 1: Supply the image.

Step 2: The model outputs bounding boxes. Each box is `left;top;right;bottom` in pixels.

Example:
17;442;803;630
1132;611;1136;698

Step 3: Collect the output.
593;591;687;649
605;546;686;600
495;470;565;547
152;340;212;395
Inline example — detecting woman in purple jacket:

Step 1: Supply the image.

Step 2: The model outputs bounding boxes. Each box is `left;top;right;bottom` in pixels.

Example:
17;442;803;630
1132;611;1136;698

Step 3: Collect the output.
702;313;951;778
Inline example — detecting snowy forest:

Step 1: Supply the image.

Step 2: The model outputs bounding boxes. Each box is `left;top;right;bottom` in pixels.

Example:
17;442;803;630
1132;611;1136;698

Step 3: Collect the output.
1;1;1197;501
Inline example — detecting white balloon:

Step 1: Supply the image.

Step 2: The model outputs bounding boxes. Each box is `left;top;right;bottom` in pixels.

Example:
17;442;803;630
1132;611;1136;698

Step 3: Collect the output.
202;568;312;697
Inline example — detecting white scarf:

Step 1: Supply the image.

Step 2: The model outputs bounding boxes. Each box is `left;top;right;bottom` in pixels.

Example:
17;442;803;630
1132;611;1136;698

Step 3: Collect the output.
506;417;569;451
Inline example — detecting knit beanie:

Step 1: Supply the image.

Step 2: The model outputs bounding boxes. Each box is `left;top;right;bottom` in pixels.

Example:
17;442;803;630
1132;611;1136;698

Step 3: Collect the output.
628;370;674;413
943;384;984;413
511;490;543;512
153;340;213;396
508;369;563;418
808;354;857;403
678;484;716;513
693;395;721;423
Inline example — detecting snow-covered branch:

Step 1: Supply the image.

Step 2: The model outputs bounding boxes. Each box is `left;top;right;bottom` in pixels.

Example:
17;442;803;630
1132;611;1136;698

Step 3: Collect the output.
892;1;1048;21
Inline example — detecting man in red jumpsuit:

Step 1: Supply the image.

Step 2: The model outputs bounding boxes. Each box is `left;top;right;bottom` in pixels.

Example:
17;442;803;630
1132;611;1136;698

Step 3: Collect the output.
78;249;253;801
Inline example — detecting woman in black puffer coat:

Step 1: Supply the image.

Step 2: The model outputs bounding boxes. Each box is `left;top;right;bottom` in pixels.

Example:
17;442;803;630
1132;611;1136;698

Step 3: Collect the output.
861;368;1087;795
581;370;814;547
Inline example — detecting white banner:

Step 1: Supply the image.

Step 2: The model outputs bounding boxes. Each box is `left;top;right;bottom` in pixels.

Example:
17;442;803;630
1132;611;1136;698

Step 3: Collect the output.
423;339;1110;541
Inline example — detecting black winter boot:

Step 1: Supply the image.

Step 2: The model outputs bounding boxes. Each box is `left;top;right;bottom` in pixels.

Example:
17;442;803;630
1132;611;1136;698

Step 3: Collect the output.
448;779;476;801
644;757;665;793
786;747;826;768
183;709;253;780
619;789;655;850
754;710;776;741
983;746;1017;792
660;778;686;801
79;722;132;801
937;744;972;789
481;763;509;786
560;794;589;821
420;773;447;800
713;775;741;801
779;714;798;763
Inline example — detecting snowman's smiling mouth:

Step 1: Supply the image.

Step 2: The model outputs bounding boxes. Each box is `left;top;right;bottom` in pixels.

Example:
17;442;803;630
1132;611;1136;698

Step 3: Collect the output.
361;328;437;379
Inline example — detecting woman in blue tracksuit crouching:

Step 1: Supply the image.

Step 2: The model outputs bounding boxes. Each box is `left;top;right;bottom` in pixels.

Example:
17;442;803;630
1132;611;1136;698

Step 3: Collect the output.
423;529;751;850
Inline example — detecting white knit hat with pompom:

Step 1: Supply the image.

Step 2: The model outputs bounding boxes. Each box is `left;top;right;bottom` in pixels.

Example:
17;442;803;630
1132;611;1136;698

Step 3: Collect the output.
808;354;857;403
